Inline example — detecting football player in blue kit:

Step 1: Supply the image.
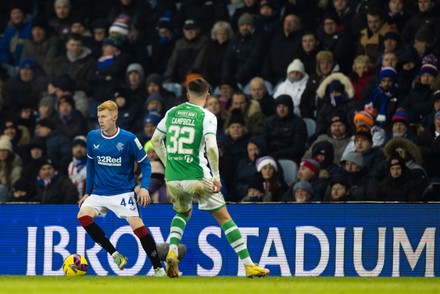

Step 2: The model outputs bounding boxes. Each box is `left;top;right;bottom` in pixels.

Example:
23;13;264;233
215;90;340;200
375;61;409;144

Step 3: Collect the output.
77;100;165;276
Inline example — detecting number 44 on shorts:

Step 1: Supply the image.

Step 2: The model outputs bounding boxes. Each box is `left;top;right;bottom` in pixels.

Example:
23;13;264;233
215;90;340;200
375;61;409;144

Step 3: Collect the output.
120;197;135;206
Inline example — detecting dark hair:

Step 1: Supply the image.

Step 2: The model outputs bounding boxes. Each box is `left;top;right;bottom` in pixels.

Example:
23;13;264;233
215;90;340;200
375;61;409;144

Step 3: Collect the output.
66;33;83;43
187;78;209;97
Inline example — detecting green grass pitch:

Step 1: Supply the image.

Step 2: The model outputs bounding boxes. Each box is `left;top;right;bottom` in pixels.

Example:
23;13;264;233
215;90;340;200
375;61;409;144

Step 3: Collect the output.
0;276;439;294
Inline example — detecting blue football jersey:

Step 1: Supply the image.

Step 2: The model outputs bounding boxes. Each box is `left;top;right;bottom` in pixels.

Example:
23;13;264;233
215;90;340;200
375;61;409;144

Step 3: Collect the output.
86;127;147;196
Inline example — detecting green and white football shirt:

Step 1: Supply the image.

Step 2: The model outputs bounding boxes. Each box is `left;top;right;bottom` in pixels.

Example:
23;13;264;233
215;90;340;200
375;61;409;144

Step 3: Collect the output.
156;102;217;181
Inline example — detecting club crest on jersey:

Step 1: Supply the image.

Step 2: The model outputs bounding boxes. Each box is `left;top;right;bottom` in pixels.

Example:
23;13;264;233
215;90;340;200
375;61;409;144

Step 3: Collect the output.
93;144;100;150
116;142;124;151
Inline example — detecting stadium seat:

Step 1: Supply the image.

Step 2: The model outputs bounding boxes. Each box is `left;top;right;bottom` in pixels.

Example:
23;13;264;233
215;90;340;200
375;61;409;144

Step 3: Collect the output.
303;118;316;139
163;82;184;97
278;159;298;185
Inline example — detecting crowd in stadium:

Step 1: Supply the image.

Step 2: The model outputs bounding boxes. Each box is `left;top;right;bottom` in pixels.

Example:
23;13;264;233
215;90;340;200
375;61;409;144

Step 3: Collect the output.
0;0;439;204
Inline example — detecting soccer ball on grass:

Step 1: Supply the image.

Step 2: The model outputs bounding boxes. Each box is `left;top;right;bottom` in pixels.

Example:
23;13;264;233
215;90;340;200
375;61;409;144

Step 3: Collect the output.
63;254;88;276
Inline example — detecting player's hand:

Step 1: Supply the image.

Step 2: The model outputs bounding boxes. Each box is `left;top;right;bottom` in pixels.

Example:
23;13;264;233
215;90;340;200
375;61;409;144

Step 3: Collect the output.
137;188;151;208
211;178;222;193
78;194;89;208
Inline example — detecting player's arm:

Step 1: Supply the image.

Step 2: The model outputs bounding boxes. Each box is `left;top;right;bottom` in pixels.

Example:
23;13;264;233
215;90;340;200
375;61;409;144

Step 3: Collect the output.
205;133;221;193
137;157;152;207
151;128;167;167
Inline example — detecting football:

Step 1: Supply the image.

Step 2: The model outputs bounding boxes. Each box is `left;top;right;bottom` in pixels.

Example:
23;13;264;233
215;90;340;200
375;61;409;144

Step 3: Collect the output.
63;254;88;276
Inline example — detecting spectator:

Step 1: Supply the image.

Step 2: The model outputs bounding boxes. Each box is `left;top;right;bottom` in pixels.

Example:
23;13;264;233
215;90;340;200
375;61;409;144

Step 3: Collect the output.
21;18;60;78
422;90;440;128
315;73;357;137
241;175;271;202
87;36;130;103
174;0;229;37
401;63;437;123
336;151;377;201
223;12;266;86
342;105;385;158
317;10;354;74
68;135;87;199
48;33;95;91
146;17;176;77
0;4;32;76
354;126;386;175
401;0;440;44
249;77;275;117
231;136;265;201
3;58;48;116
262;13;302;85
216;77;240;110
251;155;288;202
256;0;281;37
26;158;78;204
48;0;72;38
386;107;417;142
295;31;321;76
261;94;307;163
49;74;89;118
0;135;22;202
225;91;266;136
289;157;328;200
300;50;338;119
385;0;410;32
136;110;161;146
21;137;46;178
332;0;355;34
53;94;88;139
230;0;260;32
193;21;233;88
380;137;428;186
34;118;72;175
220;109;250;167
356;8;392;64
10;177;31;203
367;66;400;128
122;63;145;113
164;19;208;85
205;95;230;136
273;59;309;117
374;156;422;201
311;141;340;179
350;55;375;102
325;176;351;202
418;110;440;179
112;86;137;132
0;119;31;158
282;180;314;203
108;0;148;43
374;31;405;70
304;110;351;164
88;18;109;59
37;95;57;121
145;73;177;112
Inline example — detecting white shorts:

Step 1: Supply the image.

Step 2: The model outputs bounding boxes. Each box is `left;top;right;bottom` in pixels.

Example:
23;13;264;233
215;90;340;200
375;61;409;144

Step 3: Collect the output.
82;192;140;220
166;178;226;213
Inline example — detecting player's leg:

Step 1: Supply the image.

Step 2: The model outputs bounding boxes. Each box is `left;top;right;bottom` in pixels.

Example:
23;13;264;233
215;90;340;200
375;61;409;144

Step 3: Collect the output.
211;206;270;278
165;181;194;278
127;216;165;276
77;205;126;269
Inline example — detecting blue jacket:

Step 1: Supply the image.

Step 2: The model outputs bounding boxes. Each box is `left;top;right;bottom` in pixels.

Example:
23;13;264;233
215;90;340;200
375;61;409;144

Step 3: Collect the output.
0;18;33;65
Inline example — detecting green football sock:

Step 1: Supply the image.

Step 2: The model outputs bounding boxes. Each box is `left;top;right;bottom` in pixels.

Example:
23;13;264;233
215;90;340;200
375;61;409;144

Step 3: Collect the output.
222;220;253;266
169;213;189;254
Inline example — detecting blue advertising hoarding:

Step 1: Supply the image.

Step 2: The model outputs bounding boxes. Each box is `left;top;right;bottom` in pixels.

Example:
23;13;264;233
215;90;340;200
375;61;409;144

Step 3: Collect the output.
0;203;439;277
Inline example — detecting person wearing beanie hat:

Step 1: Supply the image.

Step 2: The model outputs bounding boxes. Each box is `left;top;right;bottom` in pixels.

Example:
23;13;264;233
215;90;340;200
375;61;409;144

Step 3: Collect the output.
0;135;13;153
367;66;399;126
299;158;321;177
355;126;373;143
109;21;129;37
156;17;173;31
183;19;199;31
145;93;165;115
340;151;363;168
256;155;278;172
238;13;254;27
136;110;163;146
102;36;122;50
55;93;88;139
241;174;272;202
328;176;351;202
151;78;270;276
292;180;313;203
274;58;309;116
388;107;417;140
414;24;434;43
354;110;374;128
374;155;423;201
391;107;409;126
68;135;87;198
419;63;438;77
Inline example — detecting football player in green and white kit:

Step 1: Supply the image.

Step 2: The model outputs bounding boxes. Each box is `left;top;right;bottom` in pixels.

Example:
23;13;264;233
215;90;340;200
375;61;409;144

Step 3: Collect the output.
151;78;270;278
